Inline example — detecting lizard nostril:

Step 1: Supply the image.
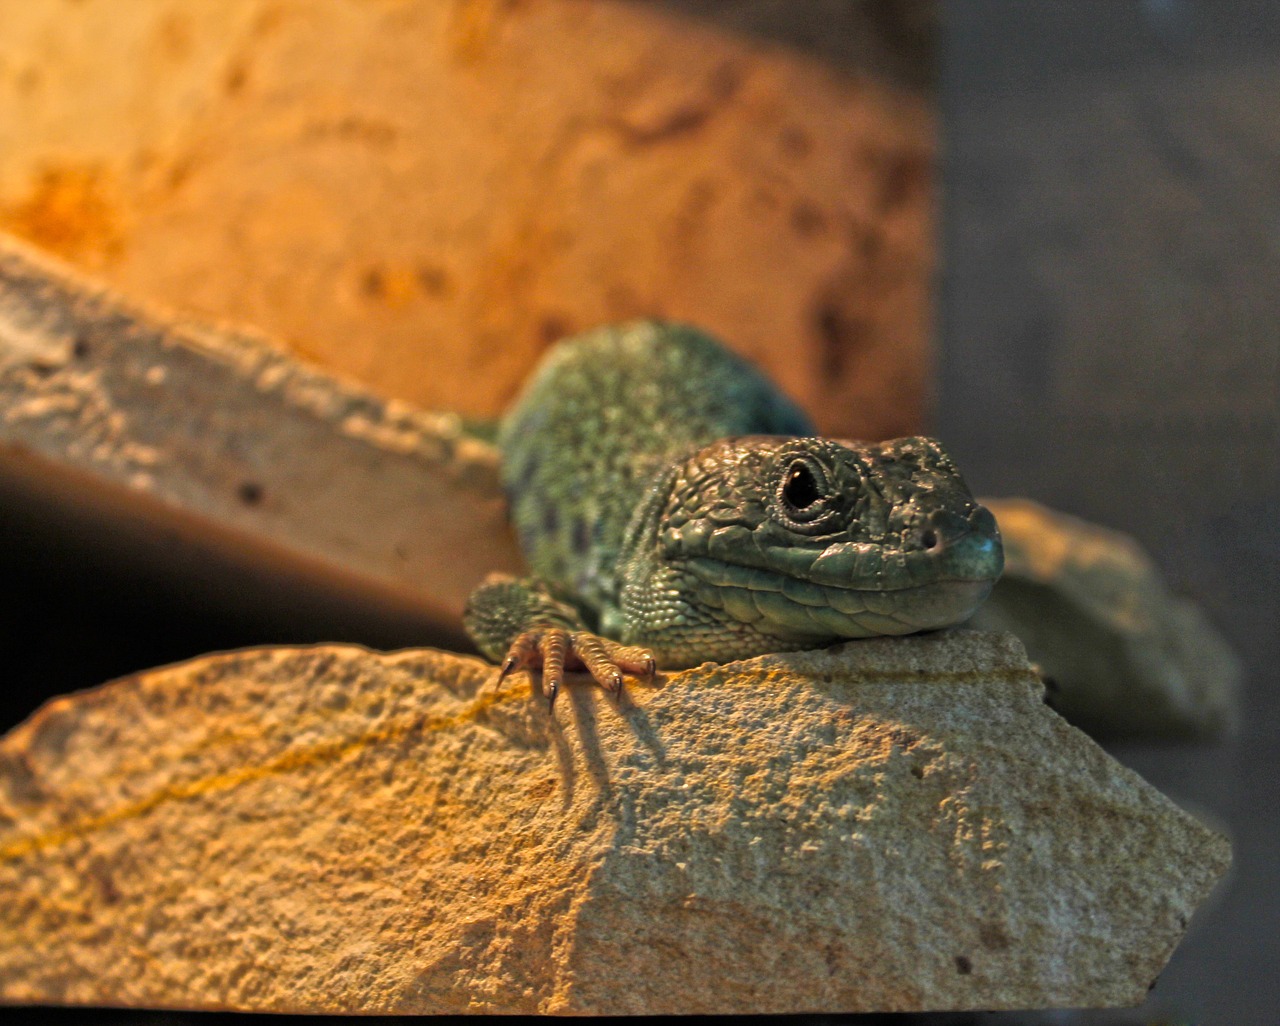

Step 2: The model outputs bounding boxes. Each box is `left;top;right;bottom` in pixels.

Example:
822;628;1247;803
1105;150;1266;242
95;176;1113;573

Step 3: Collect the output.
921;529;939;551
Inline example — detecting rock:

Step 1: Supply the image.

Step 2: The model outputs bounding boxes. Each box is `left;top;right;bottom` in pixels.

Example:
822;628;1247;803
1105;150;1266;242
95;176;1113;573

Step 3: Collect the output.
0;630;1229;1015
974;498;1242;739
0;232;520;647
0;0;934;442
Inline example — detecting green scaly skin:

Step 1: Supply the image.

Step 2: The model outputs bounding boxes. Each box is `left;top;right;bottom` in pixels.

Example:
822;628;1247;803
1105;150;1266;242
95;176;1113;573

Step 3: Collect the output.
464;321;1003;705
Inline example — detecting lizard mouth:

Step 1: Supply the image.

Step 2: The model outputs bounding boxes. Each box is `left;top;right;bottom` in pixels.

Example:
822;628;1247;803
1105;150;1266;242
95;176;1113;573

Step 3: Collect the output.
681;528;1003;637
684;557;997;636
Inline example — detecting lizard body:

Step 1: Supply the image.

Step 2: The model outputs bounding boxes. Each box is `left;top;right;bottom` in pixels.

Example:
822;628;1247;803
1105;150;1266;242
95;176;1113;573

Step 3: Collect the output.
464;321;1003;704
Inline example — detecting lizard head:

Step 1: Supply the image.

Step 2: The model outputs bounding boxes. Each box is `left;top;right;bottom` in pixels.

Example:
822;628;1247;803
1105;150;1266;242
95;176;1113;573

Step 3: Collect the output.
655;435;1003;641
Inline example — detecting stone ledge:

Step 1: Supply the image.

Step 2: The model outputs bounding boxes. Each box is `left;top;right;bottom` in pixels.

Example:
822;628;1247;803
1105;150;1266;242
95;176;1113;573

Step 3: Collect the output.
0;232;521;648
0;630;1230;1015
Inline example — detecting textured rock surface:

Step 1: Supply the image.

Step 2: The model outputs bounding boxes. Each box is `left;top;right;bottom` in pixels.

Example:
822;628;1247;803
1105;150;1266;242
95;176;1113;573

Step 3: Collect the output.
0;232;519;645
0;0;933;440
975;498;1241;739
0;630;1229;1014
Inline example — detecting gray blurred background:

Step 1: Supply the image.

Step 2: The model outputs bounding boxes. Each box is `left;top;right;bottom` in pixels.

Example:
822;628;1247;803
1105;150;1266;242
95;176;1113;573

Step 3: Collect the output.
940;0;1278;1022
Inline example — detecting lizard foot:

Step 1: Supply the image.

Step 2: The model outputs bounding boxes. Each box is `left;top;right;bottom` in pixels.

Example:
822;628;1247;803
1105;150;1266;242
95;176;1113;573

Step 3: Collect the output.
494;628;657;710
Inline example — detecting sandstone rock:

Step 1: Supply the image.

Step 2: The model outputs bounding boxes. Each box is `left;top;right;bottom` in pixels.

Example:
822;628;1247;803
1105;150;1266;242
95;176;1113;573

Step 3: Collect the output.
0;232;520;646
974;498;1241;739
0;0;933;441
0;630;1229;1015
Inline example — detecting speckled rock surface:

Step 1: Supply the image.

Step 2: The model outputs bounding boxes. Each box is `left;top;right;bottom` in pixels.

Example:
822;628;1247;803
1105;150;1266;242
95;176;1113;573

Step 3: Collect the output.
0;0;933;441
975;498;1241;739
0;232;519;644
0;630;1229;1014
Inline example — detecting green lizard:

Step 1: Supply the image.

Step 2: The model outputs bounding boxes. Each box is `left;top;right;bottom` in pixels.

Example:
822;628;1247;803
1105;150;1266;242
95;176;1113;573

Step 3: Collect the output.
464;321;1003;707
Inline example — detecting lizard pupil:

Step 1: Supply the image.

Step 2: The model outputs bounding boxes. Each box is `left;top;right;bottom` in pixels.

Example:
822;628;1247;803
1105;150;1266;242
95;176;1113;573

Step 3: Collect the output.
783;461;822;510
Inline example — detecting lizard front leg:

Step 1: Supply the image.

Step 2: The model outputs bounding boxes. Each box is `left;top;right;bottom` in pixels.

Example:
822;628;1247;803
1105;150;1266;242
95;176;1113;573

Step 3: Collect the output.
464;574;656;709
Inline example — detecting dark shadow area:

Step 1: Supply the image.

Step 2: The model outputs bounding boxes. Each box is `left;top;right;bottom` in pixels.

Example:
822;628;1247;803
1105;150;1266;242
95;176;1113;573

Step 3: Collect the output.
629;0;937;90
0;507;271;733
0;489;470;733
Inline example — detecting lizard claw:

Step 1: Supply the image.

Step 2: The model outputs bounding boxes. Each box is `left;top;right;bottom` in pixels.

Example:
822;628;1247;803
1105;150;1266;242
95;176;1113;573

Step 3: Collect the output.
492;634;539;695
495;627;658;709
494;654;518;689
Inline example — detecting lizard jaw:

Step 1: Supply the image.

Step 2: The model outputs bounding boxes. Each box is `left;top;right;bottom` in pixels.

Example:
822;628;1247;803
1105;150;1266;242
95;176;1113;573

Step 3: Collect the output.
681;549;1000;639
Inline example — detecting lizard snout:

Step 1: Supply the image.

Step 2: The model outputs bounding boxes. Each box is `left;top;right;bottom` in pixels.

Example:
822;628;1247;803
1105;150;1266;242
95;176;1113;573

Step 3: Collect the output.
895;501;1003;586
905;507;981;553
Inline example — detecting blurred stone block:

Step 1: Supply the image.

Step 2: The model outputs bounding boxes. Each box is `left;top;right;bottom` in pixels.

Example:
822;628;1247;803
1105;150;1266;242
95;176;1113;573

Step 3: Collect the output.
0;630;1229;1014
974;498;1242;739
0;0;934;440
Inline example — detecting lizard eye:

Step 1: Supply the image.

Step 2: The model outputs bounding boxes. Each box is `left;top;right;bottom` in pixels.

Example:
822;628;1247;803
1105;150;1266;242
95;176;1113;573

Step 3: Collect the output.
783;461;821;509
779;458;830;523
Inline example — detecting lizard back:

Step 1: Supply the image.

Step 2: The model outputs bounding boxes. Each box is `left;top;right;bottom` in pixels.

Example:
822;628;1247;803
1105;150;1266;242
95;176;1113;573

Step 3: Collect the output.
498;321;813;619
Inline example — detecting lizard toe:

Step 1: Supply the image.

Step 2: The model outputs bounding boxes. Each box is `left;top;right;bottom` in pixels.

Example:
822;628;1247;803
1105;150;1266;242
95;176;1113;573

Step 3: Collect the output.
603;642;658;680
493;630;542;694
572;631;628;694
538;629;571;707
492;626;657;708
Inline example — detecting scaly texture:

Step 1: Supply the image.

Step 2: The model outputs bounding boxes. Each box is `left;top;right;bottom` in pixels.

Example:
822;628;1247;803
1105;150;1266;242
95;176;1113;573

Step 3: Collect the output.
465;322;1002;696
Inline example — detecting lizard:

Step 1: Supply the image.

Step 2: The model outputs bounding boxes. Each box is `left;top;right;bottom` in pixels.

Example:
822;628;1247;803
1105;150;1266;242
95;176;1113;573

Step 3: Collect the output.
464;320;1003;707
